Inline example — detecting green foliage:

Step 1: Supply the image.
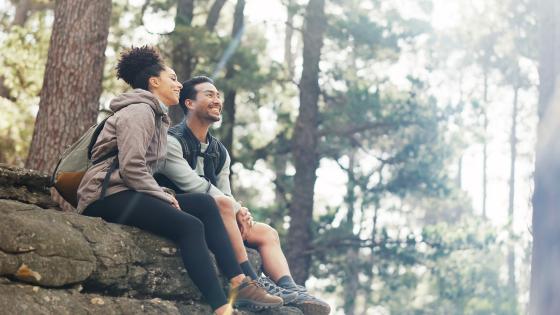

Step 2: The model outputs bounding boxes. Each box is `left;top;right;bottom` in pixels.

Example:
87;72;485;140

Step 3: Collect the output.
422;220;516;315
0;12;50;165
0;21;49;100
310;215;518;314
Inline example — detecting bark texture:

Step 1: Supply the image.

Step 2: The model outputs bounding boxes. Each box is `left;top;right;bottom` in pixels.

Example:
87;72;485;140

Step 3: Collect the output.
286;0;326;284
25;0;111;172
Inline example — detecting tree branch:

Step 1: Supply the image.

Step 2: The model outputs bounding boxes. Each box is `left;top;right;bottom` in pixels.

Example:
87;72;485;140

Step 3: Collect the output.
318;121;405;138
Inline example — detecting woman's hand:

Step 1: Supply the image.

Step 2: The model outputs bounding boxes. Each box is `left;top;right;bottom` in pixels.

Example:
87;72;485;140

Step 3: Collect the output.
170;195;180;210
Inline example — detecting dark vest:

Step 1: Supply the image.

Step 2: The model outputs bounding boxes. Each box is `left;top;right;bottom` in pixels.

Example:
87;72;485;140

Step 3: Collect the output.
155;122;227;193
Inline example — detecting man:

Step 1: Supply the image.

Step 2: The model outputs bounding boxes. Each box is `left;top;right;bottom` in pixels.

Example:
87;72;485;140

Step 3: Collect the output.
156;76;330;314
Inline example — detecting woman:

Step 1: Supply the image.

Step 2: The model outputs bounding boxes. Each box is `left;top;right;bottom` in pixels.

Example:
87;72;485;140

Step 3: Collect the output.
77;46;282;315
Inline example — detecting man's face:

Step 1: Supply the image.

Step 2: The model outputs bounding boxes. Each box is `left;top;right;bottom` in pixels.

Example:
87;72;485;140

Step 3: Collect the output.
187;82;223;122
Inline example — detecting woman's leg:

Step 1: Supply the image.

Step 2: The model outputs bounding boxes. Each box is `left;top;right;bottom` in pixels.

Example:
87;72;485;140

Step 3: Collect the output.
171;193;283;310
175;193;244;280
83;190;228;311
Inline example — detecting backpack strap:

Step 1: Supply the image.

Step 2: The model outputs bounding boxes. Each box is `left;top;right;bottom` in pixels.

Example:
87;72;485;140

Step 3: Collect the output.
202;134;228;185
87;115;113;160
50;157;64;187
99;157;119;201
200;140;219;186
211;135;228;175
169;123;200;169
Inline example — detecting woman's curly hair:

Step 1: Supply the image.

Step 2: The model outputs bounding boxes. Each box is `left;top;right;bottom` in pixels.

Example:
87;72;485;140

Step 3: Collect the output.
116;45;165;90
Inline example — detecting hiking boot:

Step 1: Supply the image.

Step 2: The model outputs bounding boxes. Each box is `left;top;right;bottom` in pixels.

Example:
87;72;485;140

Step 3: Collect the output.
231;277;283;311
256;276;298;304
283;285;331;315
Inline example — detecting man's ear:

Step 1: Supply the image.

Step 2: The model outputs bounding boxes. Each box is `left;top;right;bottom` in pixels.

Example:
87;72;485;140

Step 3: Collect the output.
185;99;195;110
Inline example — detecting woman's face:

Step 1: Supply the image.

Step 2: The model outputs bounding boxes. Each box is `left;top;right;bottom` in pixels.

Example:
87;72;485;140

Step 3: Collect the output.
149;66;183;106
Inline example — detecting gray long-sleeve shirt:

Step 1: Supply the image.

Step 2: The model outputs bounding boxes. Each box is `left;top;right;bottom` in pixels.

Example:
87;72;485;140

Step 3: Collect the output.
158;135;241;212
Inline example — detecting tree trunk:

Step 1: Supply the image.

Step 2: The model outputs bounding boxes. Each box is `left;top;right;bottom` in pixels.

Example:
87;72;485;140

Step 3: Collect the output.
273;155;289;218
482;70;489;218
343;153;358;315
283;0;296;78
205;0;226;32
11;0;54;26
508;86;519;311
286;0;325;284
457;155;463;188
176;0;194;25
221;0;245;177
530;0;560;313
169;0;195;125
12;0;32;27
25;0;111;173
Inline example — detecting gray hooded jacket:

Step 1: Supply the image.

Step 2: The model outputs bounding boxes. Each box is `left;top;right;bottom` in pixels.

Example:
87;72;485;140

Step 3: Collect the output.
77;89;171;212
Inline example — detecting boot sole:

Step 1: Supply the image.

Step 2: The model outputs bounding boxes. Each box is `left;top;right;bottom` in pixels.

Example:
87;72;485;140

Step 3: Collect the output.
234;299;283;311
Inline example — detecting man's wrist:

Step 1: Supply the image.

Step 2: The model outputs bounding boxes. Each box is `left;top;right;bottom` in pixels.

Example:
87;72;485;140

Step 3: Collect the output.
233;201;242;214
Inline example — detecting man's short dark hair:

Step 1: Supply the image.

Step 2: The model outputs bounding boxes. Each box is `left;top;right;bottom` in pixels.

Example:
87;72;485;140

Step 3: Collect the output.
179;76;214;115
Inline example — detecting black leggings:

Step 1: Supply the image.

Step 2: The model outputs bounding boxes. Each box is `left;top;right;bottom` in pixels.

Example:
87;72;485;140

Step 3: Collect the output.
83;190;243;310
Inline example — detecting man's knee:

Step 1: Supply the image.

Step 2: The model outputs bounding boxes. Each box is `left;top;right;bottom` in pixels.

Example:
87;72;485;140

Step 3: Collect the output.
259;223;280;245
214;195;235;218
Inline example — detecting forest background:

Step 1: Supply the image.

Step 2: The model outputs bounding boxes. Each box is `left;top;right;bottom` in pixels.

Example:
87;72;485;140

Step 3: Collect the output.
1;0;559;314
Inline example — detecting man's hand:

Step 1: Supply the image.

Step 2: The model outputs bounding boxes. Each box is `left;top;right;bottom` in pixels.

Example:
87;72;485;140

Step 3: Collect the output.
236;207;254;239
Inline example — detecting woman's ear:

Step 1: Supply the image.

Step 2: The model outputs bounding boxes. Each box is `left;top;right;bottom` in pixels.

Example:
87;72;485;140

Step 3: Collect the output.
148;76;160;89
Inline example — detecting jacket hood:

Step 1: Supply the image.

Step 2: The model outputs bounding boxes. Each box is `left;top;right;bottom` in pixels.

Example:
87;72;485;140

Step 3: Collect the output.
109;89;165;115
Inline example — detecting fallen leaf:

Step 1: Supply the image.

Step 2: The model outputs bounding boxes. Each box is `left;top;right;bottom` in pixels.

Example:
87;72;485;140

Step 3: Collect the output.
16;264;42;282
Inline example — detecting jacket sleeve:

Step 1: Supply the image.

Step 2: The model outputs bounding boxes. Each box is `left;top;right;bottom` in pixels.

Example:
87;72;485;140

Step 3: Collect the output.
115;104;172;204
159;136;227;196
215;150;241;212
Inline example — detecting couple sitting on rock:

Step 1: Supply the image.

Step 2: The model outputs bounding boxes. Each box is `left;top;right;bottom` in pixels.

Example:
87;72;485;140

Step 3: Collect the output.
76;46;330;315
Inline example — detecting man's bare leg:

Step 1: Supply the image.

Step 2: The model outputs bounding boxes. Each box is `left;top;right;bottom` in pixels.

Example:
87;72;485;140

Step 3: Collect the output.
214;196;249;263
214;196;293;284
245;223;291;282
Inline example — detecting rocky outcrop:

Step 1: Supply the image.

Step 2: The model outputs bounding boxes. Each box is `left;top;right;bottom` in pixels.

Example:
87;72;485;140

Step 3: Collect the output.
0;164;58;208
0;164;303;314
